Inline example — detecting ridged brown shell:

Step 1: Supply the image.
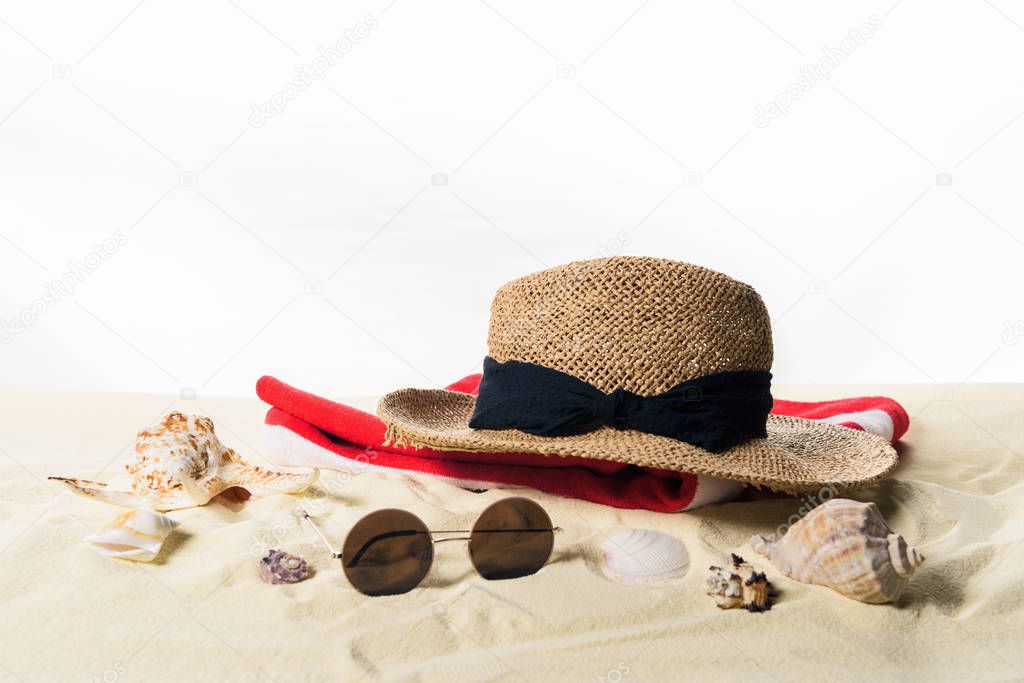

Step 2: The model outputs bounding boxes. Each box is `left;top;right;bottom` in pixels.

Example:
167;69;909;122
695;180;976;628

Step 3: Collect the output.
750;498;924;604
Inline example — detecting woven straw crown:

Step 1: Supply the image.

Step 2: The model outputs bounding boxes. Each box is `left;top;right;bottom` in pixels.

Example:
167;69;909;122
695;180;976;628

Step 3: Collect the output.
487;256;773;395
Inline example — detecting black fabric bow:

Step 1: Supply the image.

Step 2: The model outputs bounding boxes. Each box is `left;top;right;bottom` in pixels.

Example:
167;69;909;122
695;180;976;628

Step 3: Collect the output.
468;357;773;453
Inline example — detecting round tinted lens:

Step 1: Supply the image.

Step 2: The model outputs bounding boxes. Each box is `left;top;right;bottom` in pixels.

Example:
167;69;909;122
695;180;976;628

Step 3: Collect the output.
469;497;554;581
342;509;433;596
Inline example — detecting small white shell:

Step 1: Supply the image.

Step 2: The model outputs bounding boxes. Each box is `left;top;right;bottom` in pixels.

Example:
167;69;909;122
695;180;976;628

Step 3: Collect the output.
85;508;179;562
601;528;689;586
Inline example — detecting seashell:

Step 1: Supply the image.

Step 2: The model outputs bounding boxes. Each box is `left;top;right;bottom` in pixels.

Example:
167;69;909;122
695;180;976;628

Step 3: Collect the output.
749;498;924;604
601;528;689;586
85;508;179;562
706;554;772;612
258;549;312;584
51;411;318;510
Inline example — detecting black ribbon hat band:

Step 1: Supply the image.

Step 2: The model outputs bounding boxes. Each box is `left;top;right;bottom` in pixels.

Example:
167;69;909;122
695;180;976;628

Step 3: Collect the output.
468;357;774;453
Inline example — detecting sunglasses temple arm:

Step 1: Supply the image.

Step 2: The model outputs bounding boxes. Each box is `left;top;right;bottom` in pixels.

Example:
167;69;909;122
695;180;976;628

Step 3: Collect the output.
299;510;343;559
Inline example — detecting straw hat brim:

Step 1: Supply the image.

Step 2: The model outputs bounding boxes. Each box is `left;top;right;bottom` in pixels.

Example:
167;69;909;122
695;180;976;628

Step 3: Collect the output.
377;389;900;494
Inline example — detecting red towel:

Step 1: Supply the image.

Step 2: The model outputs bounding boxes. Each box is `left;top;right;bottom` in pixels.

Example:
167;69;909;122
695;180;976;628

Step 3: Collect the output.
256;375;909;512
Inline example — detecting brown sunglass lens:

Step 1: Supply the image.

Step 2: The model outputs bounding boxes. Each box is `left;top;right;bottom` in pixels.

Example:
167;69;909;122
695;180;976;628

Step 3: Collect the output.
469;497;554;581
342;509;433;596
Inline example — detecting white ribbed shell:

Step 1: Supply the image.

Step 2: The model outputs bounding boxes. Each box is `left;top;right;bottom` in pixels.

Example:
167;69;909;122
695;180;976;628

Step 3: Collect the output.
601;528;689;585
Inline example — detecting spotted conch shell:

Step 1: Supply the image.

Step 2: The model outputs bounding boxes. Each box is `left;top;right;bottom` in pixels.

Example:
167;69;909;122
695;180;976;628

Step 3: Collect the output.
51;411;318;510
750;498;924;604
706;554;772;612
85;508;179;562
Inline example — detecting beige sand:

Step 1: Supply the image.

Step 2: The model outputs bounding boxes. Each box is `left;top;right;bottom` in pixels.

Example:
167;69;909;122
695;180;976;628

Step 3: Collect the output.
1;385;1021;682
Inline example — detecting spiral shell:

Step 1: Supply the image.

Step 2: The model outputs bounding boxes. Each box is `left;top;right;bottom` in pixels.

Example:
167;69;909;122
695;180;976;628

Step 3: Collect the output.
51;411;317;510
258;549;312;584
601;528;689;585
750;498;924;604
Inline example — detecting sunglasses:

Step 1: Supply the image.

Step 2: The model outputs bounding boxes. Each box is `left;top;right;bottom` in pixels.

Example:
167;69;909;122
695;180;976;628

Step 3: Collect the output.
301;497;559;596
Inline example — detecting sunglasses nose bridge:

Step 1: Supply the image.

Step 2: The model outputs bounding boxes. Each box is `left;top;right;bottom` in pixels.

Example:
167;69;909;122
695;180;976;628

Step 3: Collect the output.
430;532;473;544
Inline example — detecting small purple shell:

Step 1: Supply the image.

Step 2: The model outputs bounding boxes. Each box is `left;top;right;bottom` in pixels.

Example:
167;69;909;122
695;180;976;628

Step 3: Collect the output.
259;549;311;584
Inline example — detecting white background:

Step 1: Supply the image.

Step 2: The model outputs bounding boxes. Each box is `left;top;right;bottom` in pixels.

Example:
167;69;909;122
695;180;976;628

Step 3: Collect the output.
1;0;1022;399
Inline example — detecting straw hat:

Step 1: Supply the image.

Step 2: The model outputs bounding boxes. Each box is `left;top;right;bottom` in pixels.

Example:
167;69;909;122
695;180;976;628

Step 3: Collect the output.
377;257;898;494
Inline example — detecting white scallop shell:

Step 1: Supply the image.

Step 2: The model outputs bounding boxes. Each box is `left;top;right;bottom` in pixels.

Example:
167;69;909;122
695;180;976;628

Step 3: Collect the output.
601;528;689;586
85;508;179;562
51;411;318;510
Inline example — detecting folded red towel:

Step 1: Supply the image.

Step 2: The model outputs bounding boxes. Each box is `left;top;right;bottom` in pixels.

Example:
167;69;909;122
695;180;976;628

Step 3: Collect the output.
256;375;908;512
